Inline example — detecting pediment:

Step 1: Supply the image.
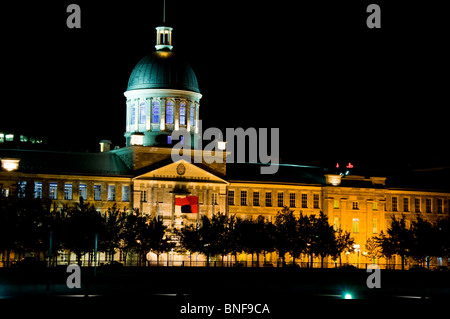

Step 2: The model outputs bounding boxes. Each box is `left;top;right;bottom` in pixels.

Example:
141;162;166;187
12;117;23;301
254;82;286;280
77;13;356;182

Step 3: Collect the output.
135;160;228;184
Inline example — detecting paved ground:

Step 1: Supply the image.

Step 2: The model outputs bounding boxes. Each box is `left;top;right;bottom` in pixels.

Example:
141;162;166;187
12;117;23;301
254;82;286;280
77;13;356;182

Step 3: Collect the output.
1;267;448;317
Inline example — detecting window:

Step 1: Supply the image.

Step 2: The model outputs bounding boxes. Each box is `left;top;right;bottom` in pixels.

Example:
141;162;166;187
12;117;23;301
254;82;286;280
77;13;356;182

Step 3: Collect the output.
403;197;409;212
241;190;247;206
265;192;272;207
333;217;339;231
372;218;378;234
392;196;398;212
372;201;378;211
313;194;320;209
166;101;174;124
34;182;42;199
253;191;260;206
426;198;432;213
179;103;186;125
49;183;58;200
108;185;116;201
130;103;136;125
301;194;308;208
140;190;147;202
212;193;218;205
289;193;296;208
352;201;359;210
334;200;339;209
139;101;146;124
0;133;4;143
437;198;443;214
2;187;9;197
122;185;129;202
352;218;359;233
64;184;73;200
17;181;26;198
5;134;14;142
190;105;195;127
415;198;421;213
152;101;160;123
79;184;87;201
94;184;102;201
227;190;235;206
275;193;283;207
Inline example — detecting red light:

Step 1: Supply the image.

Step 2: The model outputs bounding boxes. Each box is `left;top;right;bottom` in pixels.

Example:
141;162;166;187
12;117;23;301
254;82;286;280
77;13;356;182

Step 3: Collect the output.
346;163;354;169
336;163;339;168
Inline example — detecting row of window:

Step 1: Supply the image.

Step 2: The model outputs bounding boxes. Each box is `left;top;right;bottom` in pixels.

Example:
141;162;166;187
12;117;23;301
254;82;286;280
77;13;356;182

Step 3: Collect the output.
227;190;320;209
130;100;195;126
333;218;379;234
392;196;445;214
16;182;130;202
0;133;44;144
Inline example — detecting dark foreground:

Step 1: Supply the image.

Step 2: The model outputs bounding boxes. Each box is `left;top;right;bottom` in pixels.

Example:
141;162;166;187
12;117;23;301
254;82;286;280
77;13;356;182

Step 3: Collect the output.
1;266;449;318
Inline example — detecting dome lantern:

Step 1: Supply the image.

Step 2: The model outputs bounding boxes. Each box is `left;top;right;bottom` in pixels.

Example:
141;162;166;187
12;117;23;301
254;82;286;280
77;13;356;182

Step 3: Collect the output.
155;26;173;51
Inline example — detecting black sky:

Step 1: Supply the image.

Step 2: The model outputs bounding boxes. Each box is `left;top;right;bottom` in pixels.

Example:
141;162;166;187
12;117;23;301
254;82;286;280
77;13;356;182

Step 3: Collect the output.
1;0;449;169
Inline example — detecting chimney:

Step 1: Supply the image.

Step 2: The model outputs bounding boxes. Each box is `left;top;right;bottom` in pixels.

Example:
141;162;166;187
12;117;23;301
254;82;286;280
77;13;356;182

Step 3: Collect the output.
99;140;112;152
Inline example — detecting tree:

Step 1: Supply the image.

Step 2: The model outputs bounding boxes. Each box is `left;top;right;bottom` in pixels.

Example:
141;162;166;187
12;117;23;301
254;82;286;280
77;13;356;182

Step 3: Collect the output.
410;215;439;269
274;207;298;266
309;212;337;268
332;229;355;267
99;204;126;262
386;214;413;270
365;236;382;264
374;231;396;268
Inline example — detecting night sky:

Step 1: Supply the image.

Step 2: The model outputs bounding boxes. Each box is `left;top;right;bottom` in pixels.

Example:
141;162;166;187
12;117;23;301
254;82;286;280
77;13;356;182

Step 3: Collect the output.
2;0;448;169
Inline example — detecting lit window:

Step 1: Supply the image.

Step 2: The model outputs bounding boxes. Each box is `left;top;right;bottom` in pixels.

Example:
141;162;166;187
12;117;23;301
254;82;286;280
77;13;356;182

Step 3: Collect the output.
64;184;73;200
190;105;195;127
122;185;130;202
167;135;172;144
108;185;116;201
79;184;87;200
34;182;42;199
5;134;14;142
0;133;4;143
228;190;235;206
140;190;147;202
313;194;320;209
212;193;218;205
179;104;186;125
265;192;272;207
166;101;174;124
301;194;308;208
372;219;378;234
139;101;146;124
289;193;296;208
18;181;26;198
131;103;136;125
94;184;102;201
277;192;284;207
152;101;160;123
333;217;339;231
20;135;28;142
372;201;378;211
253;191;260;206
241;190;247;206
49;183;58;200
334;200;339;209
352;218;359;233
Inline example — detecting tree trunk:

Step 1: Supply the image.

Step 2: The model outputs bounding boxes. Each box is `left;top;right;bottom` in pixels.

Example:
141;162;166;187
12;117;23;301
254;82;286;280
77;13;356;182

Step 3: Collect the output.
310;253;314;269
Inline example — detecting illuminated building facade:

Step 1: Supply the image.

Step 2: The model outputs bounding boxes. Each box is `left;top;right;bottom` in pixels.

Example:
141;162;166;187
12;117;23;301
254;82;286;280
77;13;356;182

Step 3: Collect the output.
0;24;449;267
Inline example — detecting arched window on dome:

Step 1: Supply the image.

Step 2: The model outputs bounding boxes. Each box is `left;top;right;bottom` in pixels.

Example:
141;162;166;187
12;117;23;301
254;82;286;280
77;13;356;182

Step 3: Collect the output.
166;101;174;124
152;101;160;124
179;103;186;126
139;101;146;124
131;103;136;125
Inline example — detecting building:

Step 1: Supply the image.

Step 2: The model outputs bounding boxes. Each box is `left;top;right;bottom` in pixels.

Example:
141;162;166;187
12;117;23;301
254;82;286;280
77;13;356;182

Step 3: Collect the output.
1;23;449;268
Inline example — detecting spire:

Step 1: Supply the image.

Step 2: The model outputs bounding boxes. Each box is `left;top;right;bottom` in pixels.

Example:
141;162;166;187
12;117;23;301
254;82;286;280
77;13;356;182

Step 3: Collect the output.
155;0;173;50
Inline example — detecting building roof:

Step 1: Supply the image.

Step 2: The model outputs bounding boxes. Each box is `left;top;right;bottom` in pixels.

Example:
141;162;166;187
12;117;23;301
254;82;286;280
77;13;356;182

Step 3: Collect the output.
0;149;131;177
127;50;200;93
226;163;325;185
